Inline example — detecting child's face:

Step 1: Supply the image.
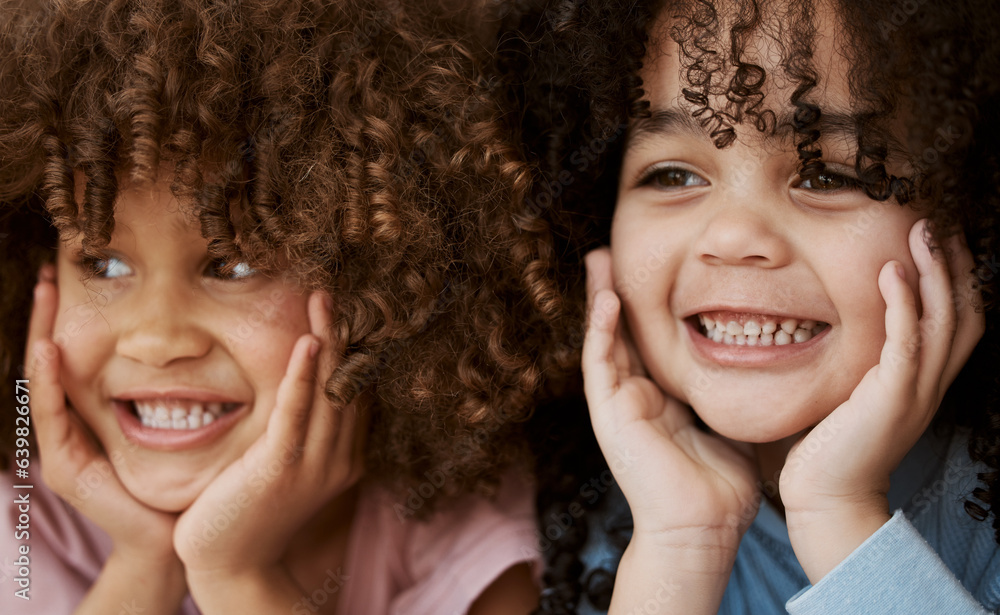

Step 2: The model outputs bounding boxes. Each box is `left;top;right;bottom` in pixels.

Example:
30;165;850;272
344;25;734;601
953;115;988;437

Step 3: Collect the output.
611;9;925;443
54;173;312;511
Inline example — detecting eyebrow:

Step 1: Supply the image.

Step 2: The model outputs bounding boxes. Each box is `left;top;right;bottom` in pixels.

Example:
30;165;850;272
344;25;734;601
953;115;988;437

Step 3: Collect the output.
628;106;884;151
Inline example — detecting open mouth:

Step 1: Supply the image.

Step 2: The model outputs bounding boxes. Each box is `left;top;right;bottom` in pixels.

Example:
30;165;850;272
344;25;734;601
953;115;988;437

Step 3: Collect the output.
695;312;829;346
129;400;241;430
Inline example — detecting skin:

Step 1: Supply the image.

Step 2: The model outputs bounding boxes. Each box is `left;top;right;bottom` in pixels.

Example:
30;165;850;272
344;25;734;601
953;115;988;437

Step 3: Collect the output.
25;172;537;614
580;6;986;615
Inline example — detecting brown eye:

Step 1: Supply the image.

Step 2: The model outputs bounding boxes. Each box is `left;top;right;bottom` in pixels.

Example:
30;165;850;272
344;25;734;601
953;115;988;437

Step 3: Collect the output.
798;171;862;192
643;167;709;189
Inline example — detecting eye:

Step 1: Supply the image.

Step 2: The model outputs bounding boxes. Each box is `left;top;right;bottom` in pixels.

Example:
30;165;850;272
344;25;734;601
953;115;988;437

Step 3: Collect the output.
206;259;257;281
797;170;863;192
80;255;133;279
640;166;710;189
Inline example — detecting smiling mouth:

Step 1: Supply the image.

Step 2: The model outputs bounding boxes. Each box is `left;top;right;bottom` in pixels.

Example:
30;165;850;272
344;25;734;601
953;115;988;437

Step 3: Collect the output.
695;312;829;346
128;400;241;430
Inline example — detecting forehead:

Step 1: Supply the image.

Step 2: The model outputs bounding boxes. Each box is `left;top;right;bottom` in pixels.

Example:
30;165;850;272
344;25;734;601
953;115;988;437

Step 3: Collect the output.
68;169;200;241
637;1;854;145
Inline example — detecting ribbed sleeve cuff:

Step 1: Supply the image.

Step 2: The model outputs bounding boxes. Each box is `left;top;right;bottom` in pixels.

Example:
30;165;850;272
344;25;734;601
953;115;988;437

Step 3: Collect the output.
786;510;989;615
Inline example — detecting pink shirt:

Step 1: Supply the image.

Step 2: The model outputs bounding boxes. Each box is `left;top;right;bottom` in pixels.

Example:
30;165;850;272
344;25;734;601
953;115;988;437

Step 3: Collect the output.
0;469;540;614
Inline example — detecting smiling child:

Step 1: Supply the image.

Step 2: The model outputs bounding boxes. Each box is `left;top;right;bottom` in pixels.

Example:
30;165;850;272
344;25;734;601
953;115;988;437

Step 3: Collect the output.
497;0;1000;613
0;0;571;613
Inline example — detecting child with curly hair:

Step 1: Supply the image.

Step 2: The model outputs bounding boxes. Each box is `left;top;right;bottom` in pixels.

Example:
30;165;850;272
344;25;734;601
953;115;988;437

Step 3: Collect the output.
0;0;571;613
497;0;1000;612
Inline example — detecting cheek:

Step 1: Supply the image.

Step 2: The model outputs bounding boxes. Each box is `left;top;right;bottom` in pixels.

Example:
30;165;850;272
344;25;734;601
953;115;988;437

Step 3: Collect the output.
823;215;919;363
219;287;310;391
611;226;677;305
52;285;117;380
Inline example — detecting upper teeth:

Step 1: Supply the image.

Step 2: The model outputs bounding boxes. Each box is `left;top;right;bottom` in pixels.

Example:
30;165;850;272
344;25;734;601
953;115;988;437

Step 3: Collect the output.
699;315;826;346
133;400;230;430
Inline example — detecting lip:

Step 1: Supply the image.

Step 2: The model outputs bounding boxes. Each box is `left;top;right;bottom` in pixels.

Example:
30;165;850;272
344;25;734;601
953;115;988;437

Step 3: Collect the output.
684;318;830;367
113;391;249;451
114;388;245;403
681;304;828;323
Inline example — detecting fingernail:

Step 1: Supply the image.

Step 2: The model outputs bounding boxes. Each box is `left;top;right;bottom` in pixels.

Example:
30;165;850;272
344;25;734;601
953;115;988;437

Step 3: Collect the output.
308;338;320;359
895;263;906;279
38;263;55;283
32;340;52;364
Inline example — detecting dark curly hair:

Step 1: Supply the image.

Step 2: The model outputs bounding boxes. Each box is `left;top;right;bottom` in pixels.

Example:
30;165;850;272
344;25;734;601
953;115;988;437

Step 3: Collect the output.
0;0;578;515
495;0;1000;611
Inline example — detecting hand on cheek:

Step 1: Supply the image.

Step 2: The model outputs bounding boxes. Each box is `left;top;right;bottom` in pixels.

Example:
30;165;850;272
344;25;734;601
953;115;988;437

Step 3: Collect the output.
583;248;759;614
780;219;985;584
174;291;366;609
27;265;187;613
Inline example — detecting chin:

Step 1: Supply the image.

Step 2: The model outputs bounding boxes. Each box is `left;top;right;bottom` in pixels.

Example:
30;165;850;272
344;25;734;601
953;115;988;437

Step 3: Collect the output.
142;493;196;513
128;481;201;512
687;393;833;444
116;465;211;512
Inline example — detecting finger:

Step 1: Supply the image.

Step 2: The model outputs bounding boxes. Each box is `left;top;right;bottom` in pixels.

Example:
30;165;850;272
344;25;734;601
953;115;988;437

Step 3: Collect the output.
25;273;115;496
876;259;920;393
582;288;623;409
908;220;956;389
268;333;321;451
585;248;614;303
29;339;73;454
306;291;342;449
586;247;639;379
29;338;107;506
25;273;71;451
617;317;647;379
25;269;59;381
940;231;985;389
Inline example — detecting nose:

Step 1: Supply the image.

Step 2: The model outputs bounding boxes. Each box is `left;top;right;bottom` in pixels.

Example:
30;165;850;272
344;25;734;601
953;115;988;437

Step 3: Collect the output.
693;191;792;268
115;281;212;367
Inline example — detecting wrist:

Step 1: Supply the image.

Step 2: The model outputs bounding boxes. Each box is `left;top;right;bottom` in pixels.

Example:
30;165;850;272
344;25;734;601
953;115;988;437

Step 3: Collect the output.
785;496;890;583
82;549;187;615
186;563;306;614
111;541;184;570
628;525;742;577
609;533;738;615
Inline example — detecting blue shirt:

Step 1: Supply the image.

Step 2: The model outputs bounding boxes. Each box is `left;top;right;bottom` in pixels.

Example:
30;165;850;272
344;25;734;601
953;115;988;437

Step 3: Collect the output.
574;427;1000;614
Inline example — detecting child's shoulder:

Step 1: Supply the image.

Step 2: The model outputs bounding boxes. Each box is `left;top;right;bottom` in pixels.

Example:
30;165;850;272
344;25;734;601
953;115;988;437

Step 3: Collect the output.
0;467;106;611
338;471;540;615
897;427;1000;603
0;469;203;614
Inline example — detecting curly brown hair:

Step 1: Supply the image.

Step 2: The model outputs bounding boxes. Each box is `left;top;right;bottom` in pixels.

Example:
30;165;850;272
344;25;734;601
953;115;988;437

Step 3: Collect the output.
0;0;576;514
495;0;1000;610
